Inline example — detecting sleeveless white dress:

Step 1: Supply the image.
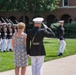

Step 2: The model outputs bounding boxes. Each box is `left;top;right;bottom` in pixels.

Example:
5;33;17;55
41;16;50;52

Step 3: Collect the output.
13;33;27;67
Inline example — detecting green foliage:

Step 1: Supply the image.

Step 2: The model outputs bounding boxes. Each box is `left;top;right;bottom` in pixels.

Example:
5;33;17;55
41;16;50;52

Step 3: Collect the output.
0;0;27;12
26;0;60;14
0;52;14;72
0;0;60;14
0;38;76;72
64;23;76;38
51;23;59;36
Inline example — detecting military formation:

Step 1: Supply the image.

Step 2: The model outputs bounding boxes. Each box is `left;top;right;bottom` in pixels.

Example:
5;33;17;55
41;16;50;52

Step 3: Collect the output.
0;18;18;52
0;17;66;56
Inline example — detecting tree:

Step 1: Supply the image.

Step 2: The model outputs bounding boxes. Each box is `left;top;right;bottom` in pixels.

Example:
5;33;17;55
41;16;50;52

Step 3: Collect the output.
0;0;60;14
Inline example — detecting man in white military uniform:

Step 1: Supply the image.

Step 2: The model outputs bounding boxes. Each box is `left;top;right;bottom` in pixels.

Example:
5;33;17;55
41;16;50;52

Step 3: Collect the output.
57;20;66;56
27;17;55;75
7;23;13;51
1;23;7;52
0;22;3;51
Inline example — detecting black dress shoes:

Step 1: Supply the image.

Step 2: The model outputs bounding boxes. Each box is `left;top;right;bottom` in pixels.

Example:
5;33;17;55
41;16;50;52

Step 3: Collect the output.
58;53;63;56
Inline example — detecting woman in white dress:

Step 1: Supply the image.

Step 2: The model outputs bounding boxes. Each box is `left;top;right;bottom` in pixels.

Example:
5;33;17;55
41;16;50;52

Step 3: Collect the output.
12;22;27;75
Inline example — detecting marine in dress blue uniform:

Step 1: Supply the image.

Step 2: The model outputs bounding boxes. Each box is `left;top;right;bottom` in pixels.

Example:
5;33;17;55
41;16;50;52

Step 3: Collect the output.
27;17;55;75
57;20;66;56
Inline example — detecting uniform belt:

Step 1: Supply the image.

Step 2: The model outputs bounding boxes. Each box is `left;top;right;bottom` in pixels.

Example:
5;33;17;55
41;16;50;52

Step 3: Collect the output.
32;42;40;45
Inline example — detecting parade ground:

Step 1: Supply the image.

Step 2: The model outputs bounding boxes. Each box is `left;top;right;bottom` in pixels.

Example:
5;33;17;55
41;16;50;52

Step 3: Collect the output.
0;54;76;75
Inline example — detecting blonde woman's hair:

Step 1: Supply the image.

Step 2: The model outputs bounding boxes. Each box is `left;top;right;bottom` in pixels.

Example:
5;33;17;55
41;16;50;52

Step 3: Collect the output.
18;22;26;29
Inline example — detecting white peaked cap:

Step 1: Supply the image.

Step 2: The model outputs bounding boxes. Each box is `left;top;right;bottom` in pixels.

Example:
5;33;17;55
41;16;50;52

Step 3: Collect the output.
13;24;18;26
0;22;3;25
59;20;64;23
8;23;12;26
33;17;44;23
2;23;7;25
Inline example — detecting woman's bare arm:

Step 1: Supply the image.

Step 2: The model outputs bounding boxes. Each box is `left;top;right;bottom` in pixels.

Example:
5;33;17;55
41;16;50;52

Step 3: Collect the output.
12;36;15;52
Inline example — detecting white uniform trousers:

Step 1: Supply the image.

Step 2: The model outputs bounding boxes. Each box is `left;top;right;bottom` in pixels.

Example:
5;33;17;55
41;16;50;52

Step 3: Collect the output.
58;40;66;54
7;39;12;51
31;56;44;75
1;39;7;52
0;38;2;51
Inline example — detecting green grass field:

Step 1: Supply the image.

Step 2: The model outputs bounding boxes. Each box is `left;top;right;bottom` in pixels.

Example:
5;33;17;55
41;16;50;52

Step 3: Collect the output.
0;38;76;72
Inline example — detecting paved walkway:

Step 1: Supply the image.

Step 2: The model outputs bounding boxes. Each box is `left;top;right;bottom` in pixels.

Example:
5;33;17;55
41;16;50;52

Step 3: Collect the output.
0;55;76;75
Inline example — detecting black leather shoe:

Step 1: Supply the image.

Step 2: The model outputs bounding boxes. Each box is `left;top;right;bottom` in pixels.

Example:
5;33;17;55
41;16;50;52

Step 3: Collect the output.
9;49;12;51
3;50;6;52
58;53;63;56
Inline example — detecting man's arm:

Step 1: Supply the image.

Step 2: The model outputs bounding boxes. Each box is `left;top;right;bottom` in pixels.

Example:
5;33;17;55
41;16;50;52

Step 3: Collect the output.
57;27;60;39
42;23;55;37
26;32;30;55
12;35;15;52
43;28;55;38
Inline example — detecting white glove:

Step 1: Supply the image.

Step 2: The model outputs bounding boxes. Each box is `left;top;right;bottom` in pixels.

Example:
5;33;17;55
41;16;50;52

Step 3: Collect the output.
42;23;48;29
